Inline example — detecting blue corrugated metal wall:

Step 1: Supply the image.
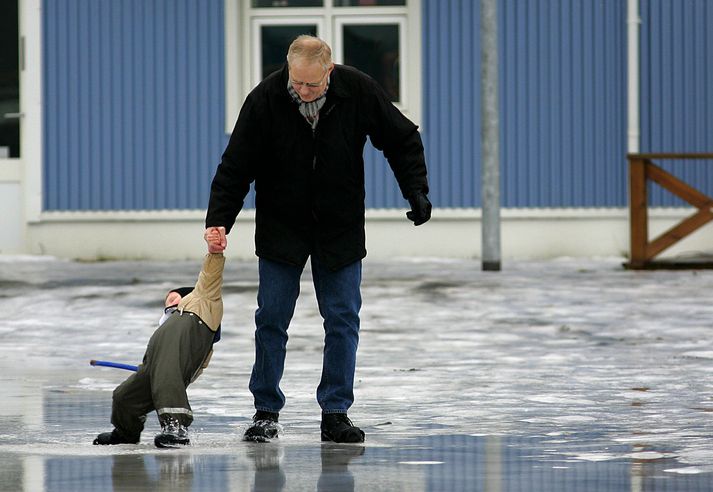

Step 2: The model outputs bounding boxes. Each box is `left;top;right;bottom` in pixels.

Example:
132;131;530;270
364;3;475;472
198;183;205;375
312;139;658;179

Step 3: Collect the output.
391;0;627;209
420;0;480;208
640;0;713;206
42;0;709;211
43;0;225;210
499;0;626;207
361;0;713;209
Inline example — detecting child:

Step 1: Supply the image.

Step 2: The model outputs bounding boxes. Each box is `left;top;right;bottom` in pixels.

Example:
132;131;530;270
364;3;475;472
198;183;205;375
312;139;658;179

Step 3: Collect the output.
93;228;225;448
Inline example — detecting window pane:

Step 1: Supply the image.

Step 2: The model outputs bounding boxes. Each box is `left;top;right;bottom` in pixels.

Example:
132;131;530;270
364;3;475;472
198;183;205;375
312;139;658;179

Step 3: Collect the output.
335;0;405;5
343;24;400;102
261;25;318;79
0;0;20;158
252;0;323;7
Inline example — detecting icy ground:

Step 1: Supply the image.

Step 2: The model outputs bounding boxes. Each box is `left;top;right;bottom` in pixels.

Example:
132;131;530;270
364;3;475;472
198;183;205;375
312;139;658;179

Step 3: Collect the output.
1;255;713;491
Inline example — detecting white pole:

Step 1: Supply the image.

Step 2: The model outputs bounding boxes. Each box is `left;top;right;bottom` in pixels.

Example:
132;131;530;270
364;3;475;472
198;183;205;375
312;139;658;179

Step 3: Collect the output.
627;0;640;153
480;0;501;271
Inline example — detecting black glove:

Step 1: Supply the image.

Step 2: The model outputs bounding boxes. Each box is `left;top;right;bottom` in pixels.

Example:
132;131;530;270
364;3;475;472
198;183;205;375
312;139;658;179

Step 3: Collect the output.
406;191;432;226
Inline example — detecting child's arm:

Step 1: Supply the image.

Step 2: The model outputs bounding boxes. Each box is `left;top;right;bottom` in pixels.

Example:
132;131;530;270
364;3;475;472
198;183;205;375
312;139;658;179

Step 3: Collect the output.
177;228;226;330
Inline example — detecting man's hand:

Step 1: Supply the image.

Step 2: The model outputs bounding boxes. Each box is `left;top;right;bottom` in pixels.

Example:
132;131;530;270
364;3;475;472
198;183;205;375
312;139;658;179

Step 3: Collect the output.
205;226;227;253
406;192;432;226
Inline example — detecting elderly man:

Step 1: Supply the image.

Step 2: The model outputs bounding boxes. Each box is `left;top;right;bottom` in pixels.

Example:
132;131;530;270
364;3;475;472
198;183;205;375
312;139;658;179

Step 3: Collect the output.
206;35;431;443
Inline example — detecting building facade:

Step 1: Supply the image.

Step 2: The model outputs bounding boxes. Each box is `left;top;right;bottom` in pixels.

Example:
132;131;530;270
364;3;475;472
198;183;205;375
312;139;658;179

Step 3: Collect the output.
1;0;712;260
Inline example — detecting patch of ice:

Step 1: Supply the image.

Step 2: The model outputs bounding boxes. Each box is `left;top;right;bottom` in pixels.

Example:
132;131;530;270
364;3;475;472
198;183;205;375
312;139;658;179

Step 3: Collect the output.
73;378;116;391
526;396;597;405
624;451;675;460
681;351;713;360
571;453;619;462
398;461;444;465
664;467;705;474
551;415;597;423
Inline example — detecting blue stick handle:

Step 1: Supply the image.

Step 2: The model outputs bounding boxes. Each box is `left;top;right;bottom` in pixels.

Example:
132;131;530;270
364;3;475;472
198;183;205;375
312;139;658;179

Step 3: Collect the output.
90;359;138;372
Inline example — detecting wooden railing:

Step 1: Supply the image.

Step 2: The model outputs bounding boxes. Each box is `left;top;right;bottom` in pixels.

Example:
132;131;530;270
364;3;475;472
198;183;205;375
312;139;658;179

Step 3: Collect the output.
626;153;713;269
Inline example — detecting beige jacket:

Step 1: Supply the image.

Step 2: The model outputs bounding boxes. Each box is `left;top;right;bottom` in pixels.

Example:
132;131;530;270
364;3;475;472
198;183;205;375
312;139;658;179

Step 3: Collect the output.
177;253;225;372
178;253;225;331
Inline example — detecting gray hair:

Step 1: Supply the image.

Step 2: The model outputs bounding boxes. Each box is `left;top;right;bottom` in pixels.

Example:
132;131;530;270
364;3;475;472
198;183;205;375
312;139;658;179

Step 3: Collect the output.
287;35;333;71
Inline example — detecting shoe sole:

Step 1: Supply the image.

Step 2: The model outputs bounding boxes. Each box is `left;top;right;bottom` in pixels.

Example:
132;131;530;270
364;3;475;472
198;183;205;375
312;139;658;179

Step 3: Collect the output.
154;439;190;449
243;433;278;443
155;443;189;449
320;431;365;443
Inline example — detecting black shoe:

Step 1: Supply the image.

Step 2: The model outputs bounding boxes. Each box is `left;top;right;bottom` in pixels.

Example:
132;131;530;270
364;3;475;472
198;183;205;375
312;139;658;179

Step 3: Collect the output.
321;413;365;443
154;418;190;448
244;411;280;443
93;429;139;445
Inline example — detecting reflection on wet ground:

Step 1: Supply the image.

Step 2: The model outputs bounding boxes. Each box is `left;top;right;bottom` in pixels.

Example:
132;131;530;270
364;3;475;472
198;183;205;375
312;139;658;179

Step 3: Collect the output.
3;421;713;491
2;255;713;490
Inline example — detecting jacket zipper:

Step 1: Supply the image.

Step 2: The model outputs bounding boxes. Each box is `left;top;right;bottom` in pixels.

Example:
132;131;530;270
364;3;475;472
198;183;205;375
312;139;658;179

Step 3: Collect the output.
312;127;317;171
312;102;336;171
310;102;337;222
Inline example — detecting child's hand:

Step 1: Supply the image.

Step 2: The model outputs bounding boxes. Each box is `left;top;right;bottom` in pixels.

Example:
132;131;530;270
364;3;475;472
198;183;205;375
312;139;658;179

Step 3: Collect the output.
204;226;226;253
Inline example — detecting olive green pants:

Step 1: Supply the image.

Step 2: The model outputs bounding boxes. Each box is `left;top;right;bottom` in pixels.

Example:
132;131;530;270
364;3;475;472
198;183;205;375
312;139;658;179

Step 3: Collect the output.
110;312;215;441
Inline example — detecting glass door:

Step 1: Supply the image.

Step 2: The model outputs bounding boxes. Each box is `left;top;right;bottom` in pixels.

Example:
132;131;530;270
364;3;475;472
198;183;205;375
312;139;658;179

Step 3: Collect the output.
0;0;24;254
0;0;20;160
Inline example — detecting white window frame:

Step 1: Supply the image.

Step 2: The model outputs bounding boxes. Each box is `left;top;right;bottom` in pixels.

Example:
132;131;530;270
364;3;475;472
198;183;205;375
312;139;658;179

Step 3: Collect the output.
250;16;324;89
333;15;408;115
224;0;422;132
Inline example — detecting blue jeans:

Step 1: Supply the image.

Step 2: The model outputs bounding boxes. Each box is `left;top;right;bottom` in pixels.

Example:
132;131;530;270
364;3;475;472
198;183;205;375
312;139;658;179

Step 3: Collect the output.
249;256;362;414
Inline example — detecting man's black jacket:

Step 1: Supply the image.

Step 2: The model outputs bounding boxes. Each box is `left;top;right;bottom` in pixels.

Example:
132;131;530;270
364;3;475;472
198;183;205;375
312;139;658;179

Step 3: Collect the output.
206;63;429;270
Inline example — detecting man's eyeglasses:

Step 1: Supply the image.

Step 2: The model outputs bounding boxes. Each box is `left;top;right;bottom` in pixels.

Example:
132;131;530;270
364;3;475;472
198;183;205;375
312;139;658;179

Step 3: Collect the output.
289;70;329;89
